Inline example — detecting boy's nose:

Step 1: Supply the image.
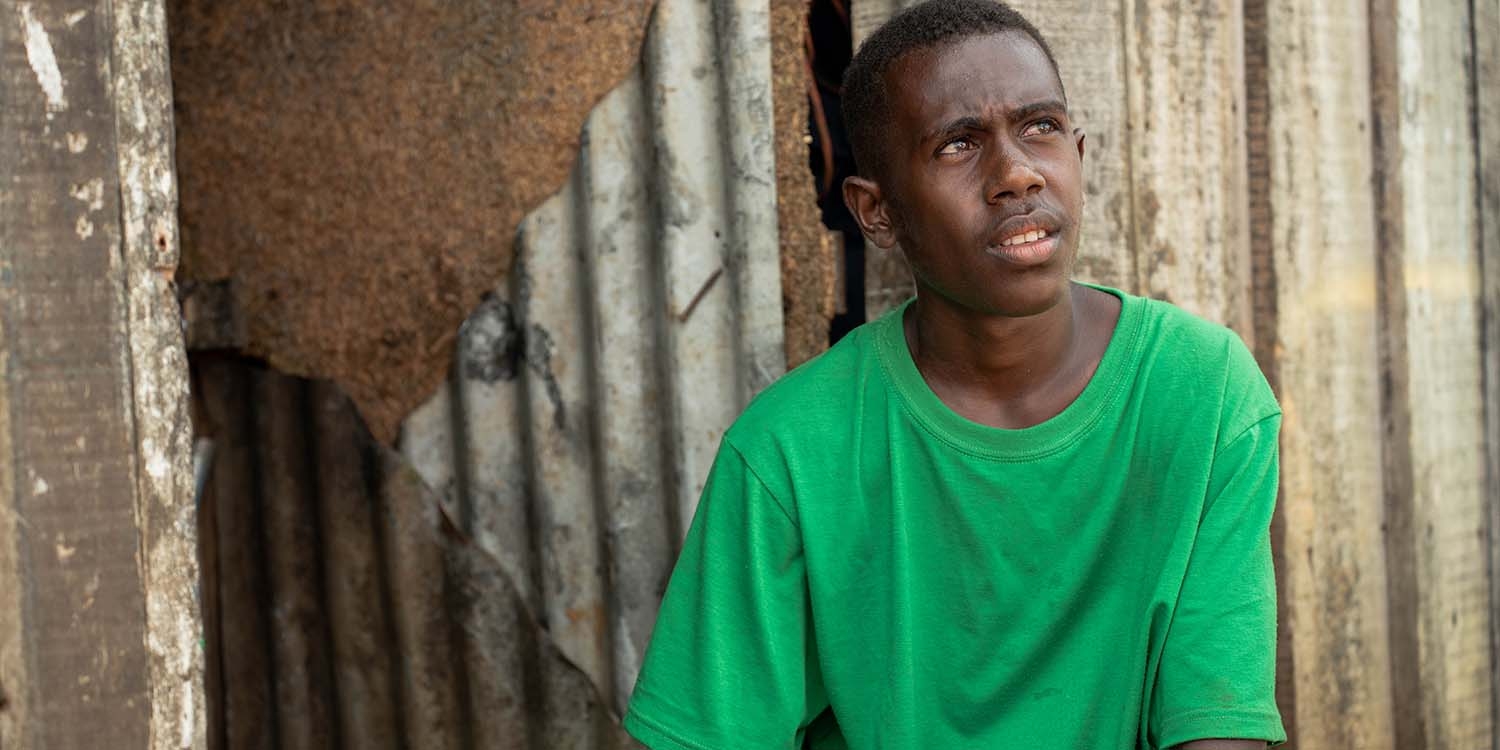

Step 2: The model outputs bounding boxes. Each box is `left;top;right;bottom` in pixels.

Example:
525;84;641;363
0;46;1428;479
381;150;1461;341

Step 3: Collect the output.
986;147;1046;203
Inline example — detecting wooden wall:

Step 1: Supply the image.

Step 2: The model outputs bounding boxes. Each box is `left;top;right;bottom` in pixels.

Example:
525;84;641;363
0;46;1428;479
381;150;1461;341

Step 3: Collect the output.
0;0;202;748
856;0;1500;747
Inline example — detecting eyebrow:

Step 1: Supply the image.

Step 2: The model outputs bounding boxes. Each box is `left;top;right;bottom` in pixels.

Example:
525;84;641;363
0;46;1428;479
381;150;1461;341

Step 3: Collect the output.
1010;99;1069;123
921;99;1070;144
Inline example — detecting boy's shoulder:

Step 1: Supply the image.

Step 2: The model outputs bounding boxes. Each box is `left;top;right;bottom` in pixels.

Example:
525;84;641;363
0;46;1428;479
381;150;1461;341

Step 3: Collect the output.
726;320;881;453
1129;292;1280;435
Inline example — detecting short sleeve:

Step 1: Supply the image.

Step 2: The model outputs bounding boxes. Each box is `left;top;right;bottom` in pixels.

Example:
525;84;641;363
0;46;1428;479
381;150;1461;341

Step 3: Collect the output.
624;441;829;750
1151;414;1288;749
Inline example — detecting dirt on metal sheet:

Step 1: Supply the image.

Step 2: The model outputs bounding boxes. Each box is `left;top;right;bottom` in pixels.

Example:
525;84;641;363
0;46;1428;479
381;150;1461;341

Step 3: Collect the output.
169;0;655;442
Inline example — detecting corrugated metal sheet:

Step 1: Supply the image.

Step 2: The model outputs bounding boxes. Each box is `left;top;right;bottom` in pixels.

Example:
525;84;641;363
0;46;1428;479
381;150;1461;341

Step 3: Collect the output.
398;0;787;719
193;358;639;749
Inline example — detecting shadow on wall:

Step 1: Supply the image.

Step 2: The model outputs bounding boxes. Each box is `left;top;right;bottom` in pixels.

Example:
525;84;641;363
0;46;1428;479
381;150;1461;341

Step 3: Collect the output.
191;354;642;749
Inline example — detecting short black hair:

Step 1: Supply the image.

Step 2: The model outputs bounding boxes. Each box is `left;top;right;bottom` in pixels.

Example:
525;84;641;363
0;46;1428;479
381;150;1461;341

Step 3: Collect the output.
841;0;1063;179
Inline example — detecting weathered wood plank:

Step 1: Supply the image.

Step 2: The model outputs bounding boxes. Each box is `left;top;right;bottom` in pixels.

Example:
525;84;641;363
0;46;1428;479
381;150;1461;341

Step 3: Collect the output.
107;0;205;744
1124;0;1251;337
852;0;1137;319
1263;0;1396;746
1472;0;1500;745
1240;0;1298;733
0;0;174;746
0;242;25;750
1370;0;1493;746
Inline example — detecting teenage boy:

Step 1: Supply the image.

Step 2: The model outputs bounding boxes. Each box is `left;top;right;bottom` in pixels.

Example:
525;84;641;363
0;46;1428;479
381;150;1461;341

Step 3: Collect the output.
623;2;1285;748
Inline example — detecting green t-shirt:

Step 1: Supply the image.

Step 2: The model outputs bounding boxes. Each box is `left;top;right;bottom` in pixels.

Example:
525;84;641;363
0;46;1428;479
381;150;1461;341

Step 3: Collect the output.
624;285;1286;749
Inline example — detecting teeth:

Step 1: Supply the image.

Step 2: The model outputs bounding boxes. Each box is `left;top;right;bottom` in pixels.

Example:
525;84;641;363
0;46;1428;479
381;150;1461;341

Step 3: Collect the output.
1002;229;1048;246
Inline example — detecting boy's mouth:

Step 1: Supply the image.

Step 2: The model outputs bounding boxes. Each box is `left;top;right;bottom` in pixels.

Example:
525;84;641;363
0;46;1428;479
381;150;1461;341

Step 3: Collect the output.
997;228;1049;246
985;210;1064;265
986;232;1059;266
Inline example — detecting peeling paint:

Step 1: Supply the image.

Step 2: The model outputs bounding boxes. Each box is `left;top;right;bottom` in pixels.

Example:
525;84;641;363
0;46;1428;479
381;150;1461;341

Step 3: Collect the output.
19;4;67;114
69;178;103;211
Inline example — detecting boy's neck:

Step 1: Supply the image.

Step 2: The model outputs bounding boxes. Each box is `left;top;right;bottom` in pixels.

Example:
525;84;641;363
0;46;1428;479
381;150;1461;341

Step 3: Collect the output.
902;281;1118;429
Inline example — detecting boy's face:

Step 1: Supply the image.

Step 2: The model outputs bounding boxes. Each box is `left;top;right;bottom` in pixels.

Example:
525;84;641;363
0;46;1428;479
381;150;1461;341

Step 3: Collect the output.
847;31;1086;318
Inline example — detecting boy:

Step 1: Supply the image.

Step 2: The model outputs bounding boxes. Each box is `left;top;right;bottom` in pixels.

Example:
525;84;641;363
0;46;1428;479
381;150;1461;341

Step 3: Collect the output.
623;1;1285;747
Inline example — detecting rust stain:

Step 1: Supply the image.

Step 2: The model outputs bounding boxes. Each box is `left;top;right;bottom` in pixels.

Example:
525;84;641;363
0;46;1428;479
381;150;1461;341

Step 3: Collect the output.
170;0;657;442
676;267;723;323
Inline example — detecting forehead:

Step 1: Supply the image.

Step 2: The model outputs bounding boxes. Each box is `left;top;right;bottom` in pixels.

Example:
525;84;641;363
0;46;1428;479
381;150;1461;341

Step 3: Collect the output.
884;31;1064;136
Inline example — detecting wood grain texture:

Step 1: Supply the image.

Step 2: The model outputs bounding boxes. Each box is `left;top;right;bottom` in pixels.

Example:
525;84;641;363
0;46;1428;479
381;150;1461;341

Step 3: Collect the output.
0;1;168;746
1370;0;1494;746
107;0;205;745
1240;0;1297;735
1473;0;1500;744
0;203;25;750
1263;0;1396;746
1124;0;1252;336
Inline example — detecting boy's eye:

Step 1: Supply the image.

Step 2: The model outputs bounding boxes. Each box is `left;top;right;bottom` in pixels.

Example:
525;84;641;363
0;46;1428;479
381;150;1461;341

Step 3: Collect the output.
937;137;976;155
1022;118;1062;136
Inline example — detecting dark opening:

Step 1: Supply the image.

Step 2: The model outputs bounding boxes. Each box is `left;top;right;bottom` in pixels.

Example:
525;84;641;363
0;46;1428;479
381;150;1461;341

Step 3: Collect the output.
806;0;865;345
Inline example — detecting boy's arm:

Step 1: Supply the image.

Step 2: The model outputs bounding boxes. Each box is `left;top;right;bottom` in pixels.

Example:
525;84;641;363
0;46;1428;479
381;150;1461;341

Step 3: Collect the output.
1149;413;1286;748
623;440;828;750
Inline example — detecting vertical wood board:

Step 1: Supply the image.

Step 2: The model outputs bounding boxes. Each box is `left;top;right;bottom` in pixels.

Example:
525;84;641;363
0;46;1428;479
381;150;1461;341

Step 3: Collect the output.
0;217;23;750
1125;0;1253;336
1;1;153;746
1472;0;1500;743
107;0;205;745
1264;0;1395;746
1373;0;1494;746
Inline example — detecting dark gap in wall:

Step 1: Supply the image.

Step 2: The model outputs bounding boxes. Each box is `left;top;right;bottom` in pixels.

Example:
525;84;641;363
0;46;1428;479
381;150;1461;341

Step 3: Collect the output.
807;0;865;345
1240;0;1296;743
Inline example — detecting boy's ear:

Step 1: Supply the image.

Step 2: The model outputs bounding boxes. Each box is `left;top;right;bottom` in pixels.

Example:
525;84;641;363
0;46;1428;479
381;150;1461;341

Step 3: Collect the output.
843;175;899;249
